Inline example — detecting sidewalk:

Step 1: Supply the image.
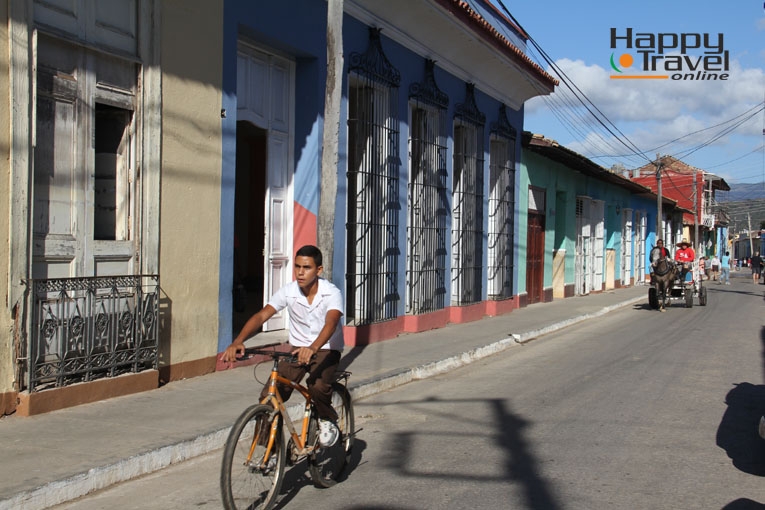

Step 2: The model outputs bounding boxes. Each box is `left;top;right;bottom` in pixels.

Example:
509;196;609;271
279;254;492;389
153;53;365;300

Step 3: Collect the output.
0;285;647;509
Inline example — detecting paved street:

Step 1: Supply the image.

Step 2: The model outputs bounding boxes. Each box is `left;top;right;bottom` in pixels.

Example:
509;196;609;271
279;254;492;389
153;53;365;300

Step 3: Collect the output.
51;274;765;509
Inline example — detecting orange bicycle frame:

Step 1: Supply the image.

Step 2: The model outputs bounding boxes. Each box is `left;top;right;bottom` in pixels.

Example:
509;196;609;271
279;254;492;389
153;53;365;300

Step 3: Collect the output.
248;358;316;466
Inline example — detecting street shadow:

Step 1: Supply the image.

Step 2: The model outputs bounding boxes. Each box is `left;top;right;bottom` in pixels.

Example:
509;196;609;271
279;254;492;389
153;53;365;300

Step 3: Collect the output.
490;398;561;509
716;382;765;476
157;287;173;386
721;499;765;510
705;286;765;299
632;301;695;312
376;396;562;510
273;439;368;509
339;344;369;371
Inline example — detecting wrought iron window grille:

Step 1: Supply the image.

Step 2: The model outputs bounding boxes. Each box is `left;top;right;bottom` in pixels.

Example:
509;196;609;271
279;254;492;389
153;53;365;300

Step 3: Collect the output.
406;59;450;315
346;27;401;326
23;275;160;392
451;84;485;306
487;105;516;300
490;104;517;140
454;83;486;127
348;27;401;88
408;59;449;110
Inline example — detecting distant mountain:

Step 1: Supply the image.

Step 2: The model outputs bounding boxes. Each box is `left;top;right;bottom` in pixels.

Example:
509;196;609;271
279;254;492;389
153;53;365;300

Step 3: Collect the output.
715;184;765;231
716;182;765;202
715;183;765;232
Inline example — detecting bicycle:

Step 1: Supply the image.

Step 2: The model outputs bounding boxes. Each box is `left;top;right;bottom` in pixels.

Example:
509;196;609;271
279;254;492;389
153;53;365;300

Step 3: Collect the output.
220;347;355;510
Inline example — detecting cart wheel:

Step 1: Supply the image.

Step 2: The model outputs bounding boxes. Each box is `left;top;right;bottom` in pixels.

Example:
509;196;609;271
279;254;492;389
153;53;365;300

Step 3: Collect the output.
699;286;707;306
685;289;693;308
648;287;659;309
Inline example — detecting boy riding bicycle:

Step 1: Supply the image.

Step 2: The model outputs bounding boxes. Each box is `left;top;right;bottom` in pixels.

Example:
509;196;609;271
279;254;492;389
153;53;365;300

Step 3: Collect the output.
221;245;343;447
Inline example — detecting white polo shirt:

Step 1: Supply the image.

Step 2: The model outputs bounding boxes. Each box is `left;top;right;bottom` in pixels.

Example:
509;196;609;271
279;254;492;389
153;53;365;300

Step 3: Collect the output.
267;278;345;351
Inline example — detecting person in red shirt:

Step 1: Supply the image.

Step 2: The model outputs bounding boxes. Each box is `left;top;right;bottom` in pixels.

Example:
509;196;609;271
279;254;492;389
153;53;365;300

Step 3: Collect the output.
674;238;695;282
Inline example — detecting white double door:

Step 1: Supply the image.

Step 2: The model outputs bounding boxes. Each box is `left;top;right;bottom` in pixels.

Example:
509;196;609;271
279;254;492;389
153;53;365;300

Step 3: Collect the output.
237;43;295;331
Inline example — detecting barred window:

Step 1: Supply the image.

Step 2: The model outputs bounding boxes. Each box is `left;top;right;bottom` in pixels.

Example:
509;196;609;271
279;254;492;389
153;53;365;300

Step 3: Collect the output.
487;136;515;299
406;60;449;315
451;121;484;305
345;29;401;326
407;103;448;314
451;84;485;306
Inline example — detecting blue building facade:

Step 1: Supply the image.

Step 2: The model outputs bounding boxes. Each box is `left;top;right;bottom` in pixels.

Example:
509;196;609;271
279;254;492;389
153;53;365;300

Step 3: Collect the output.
217;0;557;350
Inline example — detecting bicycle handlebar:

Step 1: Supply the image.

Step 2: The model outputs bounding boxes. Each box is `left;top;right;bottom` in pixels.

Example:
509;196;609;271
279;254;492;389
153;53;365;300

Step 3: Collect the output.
242;346;321;366
243;347;295;359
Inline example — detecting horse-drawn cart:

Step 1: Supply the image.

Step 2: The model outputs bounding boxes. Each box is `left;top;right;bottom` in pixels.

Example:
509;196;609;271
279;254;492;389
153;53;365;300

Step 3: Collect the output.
648;258;707;310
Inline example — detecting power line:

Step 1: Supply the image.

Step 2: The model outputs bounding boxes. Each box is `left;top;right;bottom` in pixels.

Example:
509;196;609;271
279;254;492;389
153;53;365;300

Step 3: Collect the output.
487;0;764;179
647;102;765;155
493;0;652;166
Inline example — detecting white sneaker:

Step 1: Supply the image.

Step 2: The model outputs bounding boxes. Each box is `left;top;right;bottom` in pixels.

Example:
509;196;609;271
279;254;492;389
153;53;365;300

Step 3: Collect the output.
264;454;277;473
318;419;339;447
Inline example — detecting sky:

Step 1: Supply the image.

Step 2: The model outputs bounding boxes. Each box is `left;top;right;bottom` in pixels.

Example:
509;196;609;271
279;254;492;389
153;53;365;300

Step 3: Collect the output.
492;0;765;187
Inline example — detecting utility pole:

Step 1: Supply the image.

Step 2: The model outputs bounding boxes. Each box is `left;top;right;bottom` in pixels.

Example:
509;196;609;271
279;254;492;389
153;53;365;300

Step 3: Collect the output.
748;212;754;257
693;169;699;256
655;154;663;242
318;0;343;279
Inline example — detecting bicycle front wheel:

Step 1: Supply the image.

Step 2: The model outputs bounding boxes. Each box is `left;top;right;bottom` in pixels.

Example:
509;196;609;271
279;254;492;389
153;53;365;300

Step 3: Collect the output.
308;382;355;488
221;404;285;510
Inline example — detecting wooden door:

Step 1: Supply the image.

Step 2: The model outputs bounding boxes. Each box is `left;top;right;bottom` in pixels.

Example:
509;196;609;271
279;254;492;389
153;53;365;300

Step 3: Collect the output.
33;38;138;280
526;212;545;304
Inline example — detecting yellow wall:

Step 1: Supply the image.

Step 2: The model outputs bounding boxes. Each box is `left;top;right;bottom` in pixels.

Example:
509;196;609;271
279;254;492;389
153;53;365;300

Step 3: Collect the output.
605;249;616;290
553;249;566;298
159;1;224;366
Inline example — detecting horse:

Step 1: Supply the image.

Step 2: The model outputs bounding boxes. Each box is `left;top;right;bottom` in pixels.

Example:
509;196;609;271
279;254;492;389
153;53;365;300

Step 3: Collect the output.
650;250;679;311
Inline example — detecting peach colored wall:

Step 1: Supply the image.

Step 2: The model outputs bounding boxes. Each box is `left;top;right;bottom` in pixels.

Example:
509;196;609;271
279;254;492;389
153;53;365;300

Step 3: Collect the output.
158;0;224;366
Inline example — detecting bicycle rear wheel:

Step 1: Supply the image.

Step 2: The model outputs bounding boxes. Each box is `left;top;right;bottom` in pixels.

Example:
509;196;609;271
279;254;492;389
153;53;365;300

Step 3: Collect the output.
308;382;354;488
221;404;285;510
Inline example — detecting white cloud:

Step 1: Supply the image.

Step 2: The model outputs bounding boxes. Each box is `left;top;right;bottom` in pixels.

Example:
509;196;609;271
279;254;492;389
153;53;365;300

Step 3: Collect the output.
524;55;764;166
534;57;763;121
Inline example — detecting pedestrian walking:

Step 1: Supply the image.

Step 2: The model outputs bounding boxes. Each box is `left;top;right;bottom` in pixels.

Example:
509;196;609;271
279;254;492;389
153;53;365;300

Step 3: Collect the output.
710;254;720;281
720;251;731;285
750;252;762;284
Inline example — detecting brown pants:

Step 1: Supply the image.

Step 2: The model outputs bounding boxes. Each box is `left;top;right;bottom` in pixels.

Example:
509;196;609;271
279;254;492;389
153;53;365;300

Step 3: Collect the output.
260;349;341;421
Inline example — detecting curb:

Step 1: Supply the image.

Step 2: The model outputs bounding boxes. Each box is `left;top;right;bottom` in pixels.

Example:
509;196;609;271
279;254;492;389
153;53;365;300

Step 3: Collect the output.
1;294;645;510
